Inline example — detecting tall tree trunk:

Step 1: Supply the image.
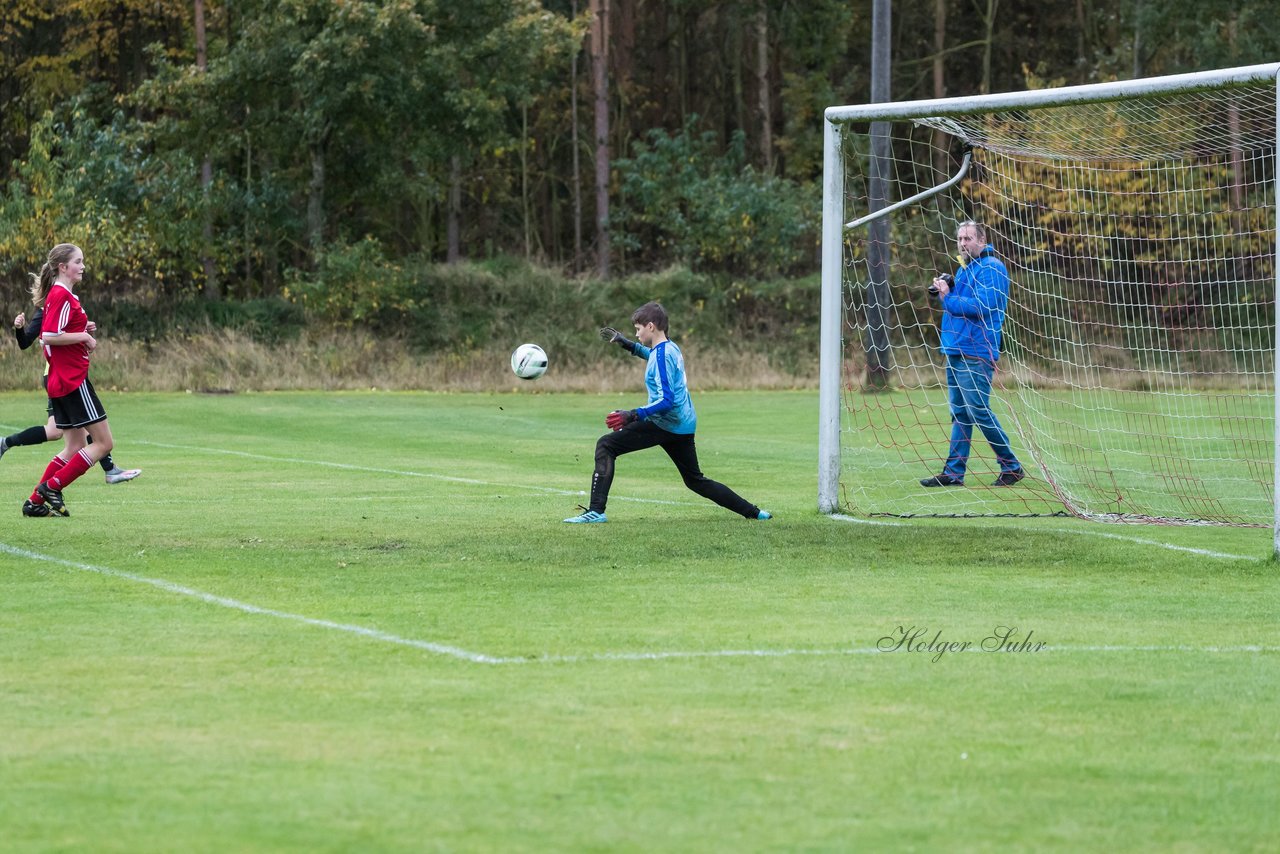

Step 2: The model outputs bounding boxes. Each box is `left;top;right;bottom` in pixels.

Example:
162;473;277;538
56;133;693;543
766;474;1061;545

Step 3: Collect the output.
651;2;669;131
731;8;744;138
981;0;998;94
865;0;893;392
570;0;583;271
244;113;254;293
931;0;947;180
755;0;772;172
1131;0;1143;78
676;5;687;123
590;0;611;278
1075;0;1086;69
194;0;218;299
447;155;461;264
307;141;325;254
263;152;278;292
521;102;531;259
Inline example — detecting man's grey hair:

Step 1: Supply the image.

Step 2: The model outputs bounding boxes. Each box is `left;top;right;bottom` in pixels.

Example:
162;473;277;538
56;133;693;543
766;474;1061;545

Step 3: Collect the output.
957;220;987;241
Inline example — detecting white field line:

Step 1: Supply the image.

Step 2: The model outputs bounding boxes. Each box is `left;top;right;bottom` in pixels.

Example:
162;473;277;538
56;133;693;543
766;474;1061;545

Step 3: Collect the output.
829;514;1257;561
3;543;1275;665
132;439;703;507
1040;527;1254;561
0;542;503;665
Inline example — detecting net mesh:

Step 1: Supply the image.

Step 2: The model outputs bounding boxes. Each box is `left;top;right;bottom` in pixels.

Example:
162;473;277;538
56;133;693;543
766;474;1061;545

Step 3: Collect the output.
838;83;1277;525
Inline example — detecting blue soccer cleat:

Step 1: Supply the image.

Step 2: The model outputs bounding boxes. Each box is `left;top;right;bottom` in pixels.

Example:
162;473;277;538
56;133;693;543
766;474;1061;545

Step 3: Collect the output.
756;510;772;520
563;509;607;524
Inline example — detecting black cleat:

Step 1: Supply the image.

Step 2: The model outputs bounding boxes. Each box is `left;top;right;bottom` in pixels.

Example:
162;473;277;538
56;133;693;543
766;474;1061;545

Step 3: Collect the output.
22;499;52;517
992;469;1026;487
920;474;964;487
35;481;69;516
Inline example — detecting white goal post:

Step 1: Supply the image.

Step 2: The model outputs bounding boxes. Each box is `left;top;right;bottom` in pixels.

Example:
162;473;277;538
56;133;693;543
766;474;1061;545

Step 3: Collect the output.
819;64;1280;551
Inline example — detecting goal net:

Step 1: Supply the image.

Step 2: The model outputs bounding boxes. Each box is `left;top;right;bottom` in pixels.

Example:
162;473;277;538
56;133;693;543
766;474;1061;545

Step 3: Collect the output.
819;65;1279;529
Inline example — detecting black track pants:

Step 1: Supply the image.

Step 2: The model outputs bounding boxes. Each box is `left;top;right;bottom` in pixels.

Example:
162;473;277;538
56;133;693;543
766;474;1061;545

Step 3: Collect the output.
589;420;760;518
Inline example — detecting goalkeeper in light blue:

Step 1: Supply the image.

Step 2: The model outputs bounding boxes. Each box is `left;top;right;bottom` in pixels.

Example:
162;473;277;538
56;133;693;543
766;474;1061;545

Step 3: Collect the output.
563;301;772;524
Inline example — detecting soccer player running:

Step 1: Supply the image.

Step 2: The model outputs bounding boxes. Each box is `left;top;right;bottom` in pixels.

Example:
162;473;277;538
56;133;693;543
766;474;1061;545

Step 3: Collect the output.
21;243;119;517
564;301;771;524
920;220;1025;488
1;308;141;484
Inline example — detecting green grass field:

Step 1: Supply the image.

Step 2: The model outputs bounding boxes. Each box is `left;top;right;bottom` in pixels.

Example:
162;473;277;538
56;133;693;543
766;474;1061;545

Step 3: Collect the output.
1;389;1277;851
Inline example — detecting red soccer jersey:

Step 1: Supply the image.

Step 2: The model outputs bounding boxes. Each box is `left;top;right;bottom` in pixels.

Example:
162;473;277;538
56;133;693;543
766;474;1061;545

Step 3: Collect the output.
41;283;91;398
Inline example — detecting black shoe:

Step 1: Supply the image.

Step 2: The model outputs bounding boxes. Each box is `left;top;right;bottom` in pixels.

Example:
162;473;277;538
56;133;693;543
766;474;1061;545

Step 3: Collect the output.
35;481;69;516
22;499;51;517
920;474;963;487
992;469;1026;487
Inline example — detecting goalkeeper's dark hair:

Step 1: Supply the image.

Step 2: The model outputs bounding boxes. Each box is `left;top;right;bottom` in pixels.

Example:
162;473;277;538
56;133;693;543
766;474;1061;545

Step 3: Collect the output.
631;301;669;333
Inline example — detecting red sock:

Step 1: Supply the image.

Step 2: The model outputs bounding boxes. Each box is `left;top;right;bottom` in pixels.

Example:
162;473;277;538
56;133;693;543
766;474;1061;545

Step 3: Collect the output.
48;449;94;491
31;455;67;503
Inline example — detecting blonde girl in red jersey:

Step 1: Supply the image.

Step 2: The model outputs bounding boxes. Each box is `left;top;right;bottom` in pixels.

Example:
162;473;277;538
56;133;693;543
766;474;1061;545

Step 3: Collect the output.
22;243;116;517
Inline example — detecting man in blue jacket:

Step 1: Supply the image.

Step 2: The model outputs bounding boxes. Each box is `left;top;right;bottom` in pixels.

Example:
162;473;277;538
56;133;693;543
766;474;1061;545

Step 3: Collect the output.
920;221;1025;488
563;301;771;523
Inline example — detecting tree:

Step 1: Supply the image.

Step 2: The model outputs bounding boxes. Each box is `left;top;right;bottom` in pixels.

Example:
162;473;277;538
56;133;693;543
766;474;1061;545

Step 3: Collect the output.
147;0;576;267
755;0;773;171
590;0;610;277
864;0;892;392
193;0;217;298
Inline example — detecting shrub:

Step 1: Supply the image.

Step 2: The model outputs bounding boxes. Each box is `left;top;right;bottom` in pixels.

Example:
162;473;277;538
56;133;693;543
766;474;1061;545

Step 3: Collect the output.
89;296;306;344
613;117;817;278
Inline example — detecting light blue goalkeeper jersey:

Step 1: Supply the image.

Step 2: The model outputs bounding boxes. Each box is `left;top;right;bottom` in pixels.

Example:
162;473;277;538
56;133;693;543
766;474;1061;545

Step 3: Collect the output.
626;339;697;434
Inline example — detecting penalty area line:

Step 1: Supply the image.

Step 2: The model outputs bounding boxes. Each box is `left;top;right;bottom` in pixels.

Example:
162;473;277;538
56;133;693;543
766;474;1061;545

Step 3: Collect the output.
132;439;703;508
829;513;1256;561
0;542;504;665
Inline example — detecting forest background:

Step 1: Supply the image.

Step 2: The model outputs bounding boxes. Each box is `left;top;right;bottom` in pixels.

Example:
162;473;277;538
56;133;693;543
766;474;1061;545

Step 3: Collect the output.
0;0;1276;391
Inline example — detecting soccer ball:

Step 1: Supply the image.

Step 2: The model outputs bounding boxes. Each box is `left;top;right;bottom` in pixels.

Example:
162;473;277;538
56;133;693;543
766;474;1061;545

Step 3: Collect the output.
511;343;548;380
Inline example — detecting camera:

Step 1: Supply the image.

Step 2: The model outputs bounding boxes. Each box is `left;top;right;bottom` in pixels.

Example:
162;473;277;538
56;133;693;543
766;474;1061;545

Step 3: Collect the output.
928;273;954;296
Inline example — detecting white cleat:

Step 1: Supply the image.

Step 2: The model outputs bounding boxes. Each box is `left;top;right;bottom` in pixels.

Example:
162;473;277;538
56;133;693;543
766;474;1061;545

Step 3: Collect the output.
105;467;142;484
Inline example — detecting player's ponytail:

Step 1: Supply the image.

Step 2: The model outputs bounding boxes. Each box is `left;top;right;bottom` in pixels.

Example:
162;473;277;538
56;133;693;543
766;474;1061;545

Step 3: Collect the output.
29;243;79;308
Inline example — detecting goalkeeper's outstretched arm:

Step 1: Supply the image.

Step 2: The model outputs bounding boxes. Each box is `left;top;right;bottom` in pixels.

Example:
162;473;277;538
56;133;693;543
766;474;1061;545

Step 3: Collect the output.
599;326;642;356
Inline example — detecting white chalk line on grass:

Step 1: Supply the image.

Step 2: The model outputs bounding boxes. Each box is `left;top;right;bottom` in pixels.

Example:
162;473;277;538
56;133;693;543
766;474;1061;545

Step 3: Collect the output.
0;542;503;665
829;513;1257;561
3;542;1275;665
132;439;703;508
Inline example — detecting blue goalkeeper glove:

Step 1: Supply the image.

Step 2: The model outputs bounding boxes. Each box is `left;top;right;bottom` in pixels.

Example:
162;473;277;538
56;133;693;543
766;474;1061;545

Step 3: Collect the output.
605;409;636;431
599;326;635;352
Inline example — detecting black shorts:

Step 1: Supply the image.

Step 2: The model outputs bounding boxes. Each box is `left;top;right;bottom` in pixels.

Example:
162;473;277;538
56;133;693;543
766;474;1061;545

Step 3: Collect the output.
49;379;107;429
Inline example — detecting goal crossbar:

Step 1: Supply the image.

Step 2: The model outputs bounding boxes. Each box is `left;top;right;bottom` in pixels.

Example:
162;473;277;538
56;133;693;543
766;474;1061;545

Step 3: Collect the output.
824;64;1280;124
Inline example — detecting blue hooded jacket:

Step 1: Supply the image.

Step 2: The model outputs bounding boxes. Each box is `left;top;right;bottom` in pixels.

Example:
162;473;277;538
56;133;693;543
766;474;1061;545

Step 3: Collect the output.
940;245;1009;362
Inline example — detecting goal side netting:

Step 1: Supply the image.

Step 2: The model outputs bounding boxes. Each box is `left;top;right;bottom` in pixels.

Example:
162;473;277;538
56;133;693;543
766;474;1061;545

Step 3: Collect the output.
819;65;1280;528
